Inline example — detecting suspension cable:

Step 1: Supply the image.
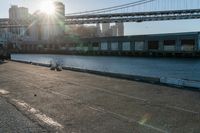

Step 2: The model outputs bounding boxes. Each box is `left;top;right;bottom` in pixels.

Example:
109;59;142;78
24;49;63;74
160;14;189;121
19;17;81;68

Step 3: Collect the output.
66;0;156;15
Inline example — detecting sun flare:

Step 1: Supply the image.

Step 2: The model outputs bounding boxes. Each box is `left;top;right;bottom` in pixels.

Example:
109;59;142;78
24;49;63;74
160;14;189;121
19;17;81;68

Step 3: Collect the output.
39;0;56;15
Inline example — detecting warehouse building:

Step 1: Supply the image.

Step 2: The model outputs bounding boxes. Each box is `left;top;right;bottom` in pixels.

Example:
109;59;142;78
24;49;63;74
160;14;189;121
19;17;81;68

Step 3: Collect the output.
19;31;200;56
78;32;200;55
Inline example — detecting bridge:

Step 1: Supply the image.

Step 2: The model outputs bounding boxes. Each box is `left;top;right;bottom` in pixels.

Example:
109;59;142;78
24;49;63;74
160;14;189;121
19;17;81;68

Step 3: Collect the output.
0;0;200;27
65;9;200;24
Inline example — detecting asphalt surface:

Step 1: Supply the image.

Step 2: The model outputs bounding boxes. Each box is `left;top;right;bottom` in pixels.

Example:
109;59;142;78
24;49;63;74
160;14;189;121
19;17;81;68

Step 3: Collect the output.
0;61;199;133
0;97;46;133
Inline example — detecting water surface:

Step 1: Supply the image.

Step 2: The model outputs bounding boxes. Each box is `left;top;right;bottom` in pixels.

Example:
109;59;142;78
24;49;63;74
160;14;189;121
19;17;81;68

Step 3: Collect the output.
11;54;200;81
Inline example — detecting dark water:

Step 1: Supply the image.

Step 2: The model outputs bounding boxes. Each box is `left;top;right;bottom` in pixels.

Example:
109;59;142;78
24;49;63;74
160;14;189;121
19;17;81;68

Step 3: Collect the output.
11;54;200;81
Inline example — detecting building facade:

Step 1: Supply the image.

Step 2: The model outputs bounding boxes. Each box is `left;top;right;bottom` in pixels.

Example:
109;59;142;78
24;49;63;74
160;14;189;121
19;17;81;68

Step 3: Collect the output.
34;1;65;41
116;23;124;36
9;6;28;20
101;23;124;37
9;5;29;37
110;25;118;36
102;23;110;36
19;32;200;57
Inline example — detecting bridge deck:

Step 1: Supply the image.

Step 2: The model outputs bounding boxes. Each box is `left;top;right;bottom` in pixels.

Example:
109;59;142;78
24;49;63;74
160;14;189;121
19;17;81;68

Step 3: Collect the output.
1;9;200;26
0;61;199;133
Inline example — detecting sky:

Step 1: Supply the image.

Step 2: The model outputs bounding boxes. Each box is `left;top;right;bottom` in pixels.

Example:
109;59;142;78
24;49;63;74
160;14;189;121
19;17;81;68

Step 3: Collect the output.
1;0;200;35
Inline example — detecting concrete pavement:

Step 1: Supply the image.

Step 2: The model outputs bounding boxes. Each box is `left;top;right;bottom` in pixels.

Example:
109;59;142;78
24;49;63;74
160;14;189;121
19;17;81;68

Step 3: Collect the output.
0;61;199;133
0;97;47;133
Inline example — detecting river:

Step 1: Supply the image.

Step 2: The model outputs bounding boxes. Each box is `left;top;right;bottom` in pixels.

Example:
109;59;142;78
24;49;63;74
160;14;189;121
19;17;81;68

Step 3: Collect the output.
11;54;200;81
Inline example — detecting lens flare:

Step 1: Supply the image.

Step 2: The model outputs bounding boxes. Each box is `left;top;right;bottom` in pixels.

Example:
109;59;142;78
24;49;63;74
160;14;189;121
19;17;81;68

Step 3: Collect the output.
39;0;55;15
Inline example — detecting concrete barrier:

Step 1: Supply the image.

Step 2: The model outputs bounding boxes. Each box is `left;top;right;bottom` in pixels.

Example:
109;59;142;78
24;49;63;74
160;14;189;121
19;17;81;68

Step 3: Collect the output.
62;66;160;84
160;77;184;86
160;77;200;89
183;80;200;88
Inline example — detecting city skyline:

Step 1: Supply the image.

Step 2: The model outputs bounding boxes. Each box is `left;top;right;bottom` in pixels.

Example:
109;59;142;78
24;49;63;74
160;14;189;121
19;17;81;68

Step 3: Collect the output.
1;0;200;35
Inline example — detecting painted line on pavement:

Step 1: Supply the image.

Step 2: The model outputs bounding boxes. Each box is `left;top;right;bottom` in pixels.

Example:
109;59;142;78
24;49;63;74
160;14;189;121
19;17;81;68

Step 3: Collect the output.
0;89;10;95
166;105;199;114
11;98;63;130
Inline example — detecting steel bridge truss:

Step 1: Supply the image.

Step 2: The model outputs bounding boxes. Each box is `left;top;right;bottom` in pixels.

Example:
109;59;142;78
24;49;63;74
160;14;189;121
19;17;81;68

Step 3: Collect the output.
0;9;200;28
65;9;200;24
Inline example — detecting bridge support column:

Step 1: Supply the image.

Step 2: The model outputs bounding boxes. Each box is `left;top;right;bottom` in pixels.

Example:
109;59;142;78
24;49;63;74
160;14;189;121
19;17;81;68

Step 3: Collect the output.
131;41;135;51
176;37;181;52
159;40;164;51
144;40;148;52
118;41;122;51
108;41;111;53
198;33;200;51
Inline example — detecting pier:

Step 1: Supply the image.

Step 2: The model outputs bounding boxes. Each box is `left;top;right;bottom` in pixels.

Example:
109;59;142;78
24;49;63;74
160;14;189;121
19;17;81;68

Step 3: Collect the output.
0;61;199;132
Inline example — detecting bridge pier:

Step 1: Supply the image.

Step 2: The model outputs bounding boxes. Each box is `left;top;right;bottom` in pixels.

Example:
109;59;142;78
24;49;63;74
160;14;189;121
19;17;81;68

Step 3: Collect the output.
159;39;164;52
198;33;200;51
176;37;181;52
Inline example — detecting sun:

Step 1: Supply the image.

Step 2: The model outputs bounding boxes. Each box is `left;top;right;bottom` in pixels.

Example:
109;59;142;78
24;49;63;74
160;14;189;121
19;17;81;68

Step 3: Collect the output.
39;0;56;15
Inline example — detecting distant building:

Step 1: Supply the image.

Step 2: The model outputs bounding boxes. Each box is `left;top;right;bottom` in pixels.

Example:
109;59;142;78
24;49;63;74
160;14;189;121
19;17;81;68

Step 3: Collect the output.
9;5;29;37
29;11;41;41
54;2;65;19
41;1;65;41
102;23;110;36
116;23;124;36
101;23;124;37
29;2;65;41
96;23;102;37
0;31;12;45
110;25;118;36
9;5;28;20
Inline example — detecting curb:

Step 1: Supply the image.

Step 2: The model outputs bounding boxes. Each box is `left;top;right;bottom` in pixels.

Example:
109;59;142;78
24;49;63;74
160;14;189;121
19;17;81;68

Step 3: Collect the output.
160;77;200;89
62;66;160;84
